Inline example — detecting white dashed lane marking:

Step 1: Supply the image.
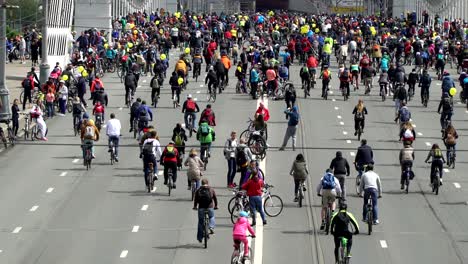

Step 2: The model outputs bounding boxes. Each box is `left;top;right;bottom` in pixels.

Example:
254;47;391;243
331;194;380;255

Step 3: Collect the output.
60;171;68;177
343;131;348;135
425;142;431;147
120;250;128;258
380;240;388;248
332;99;336;102
350;152;355;156
46;187;54;193
141;205;149;211
417;132;423;136
132;226;140;233
346;140;352;144
12;227;22;233
72;159;79;163
29;205;39;212
196;91;200;94
334;107;339;110
200;84;204;87
337;115;342;119
454;183;461;189
443;168;450;173
339;121;344;125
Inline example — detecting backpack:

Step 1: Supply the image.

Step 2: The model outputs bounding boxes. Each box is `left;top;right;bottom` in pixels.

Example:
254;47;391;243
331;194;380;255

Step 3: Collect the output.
72;103;83;115
197;186;212;208
84;126;95;139
186;100;196;111
174;132;183;146
434;148;443;158
22;77;32;89
400;107;410;122
361;58;369;65
94;81;102;90
236;148;248;167
165;145;176;158
340;69;349;80
355;110;364;120
139;107;148;119
437;53;444;60
403;129;413;139
323;70;330;80
142;141;154;156
442;98;452;111
321;173;336;189
200;125;210;136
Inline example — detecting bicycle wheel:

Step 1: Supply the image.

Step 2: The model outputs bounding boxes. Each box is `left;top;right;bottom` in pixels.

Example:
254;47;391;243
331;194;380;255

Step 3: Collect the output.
8;128;14;147
67;100;73;113
355;175;361;195
298;188;303;208
433;174;440;195
248;135;266;155
239;129;251;141
204;214;209;248
338;240;345;264
168;176;173;196
19;91;24;104
367;208;373;235
264;194;283;217
405;175;410;194
228;196;238;214
231;204;243;224
357;127;362;141
325;208;331;235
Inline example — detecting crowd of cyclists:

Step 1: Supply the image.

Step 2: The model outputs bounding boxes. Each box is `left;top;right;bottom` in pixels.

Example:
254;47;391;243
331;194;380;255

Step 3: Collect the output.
5;7;468;263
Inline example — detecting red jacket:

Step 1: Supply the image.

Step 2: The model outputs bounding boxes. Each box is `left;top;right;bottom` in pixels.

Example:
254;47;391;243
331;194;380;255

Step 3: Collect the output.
242;177;264;197
91;79;104;93
306;56;318;68
255;105;270;122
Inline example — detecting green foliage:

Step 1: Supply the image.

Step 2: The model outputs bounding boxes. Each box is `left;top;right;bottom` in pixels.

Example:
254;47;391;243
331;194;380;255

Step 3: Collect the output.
6;26;19;39
6;0;40;30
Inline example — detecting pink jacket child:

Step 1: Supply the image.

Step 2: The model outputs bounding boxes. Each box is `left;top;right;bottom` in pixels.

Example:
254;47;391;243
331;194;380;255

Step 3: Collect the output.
232;215;256;257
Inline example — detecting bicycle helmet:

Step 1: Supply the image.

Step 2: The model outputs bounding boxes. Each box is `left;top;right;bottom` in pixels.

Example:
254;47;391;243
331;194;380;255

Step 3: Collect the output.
239;211;249;218
83;112;89;119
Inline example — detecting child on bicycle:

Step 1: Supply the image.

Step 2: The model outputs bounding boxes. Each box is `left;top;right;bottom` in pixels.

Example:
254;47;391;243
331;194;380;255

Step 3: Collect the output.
232;211;256;260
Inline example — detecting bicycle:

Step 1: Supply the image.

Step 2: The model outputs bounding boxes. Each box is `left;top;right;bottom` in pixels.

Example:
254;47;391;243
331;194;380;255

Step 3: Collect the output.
73;115;81;136
364;195;373;235
337;237;351;264
173;93;179;108
354;164;368;195
364;77;372;95
95;114;103;131
190;180;198;201
200;145;209;170
321;195;335;235
0;120;15;148
247;131;267;156
22;113;30;140
380;83;387;102
430;165;441;195
341;83;349;101
231;235;254;264
109;140;116;165
401;164;414;194
146;162;155;193
186;114;193;138
356;119;364;141
297;180;306;208
30;119;38;141
263;184;283;217
447;145;456;169
193;63;201;82
167;167;174;196
202;209;210;249
126;92;133;108
207;86;216;103
230;192;251;224
83;143;93;170
228;189;250;214
421;88;429;107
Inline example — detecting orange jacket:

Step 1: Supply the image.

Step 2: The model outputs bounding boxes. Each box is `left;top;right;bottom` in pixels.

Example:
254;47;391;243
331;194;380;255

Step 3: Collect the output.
90;79;104;93
220;56;231;70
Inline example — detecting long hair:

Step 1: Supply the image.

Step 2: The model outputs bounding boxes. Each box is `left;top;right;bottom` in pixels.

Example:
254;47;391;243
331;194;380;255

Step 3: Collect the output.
446;124;455;135
357;99;364;112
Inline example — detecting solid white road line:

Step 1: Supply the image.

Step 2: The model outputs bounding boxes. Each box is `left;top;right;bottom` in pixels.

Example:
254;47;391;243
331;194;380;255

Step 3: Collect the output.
12;227;22;233
339;121;344;125
380;240;388;248
132;226;140;233
46;187;54;193
346;140;352;144
72;159;79;163
350;152;355;156
425;142;431;147
60;171;68;177
29;205;39;212
454;183;461;189
253;97;267;264
141;205;149;211
119;250;128;258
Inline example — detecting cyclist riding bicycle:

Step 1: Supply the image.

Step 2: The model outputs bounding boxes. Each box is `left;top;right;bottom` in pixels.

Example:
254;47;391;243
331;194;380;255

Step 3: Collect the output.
424;144;446;185
141;130;162;187
330;203;359;262
290;153;309;202
92;101;105;124
205;67;219;94
197;120;215;160
352;100;368;136
30;104;48;141
106;113;121;162
199;104;216;127
235;63;247;93
358;164;382;224
80;119;99;160
437;92;453;131
443;123;458;163
399;143;415;189
232;211;256;261
124;71;137;105
72;96;86;128
182;94;200;133
317;169;342;230
137;101;153;135
160;141;180;188
192;49;203;78
354;139;374;175
129;98;141;132
419;69;432;102
329;151;351;200
339;67;351;97
193;178;218;243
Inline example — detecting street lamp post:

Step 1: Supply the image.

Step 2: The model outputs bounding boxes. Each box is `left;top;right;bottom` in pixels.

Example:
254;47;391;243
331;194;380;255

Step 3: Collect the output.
39;0;49;84
0;1;19;122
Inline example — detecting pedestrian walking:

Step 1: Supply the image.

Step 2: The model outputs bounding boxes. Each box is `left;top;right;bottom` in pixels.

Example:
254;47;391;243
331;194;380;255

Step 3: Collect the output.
224;131;238;188
242;170;267;226
279;105;300;151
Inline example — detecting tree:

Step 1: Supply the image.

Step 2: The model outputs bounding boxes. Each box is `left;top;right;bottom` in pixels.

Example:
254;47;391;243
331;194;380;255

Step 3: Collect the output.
5;0;40;31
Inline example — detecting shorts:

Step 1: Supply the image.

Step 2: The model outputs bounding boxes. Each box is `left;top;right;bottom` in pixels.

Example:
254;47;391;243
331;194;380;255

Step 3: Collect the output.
321;189;337;206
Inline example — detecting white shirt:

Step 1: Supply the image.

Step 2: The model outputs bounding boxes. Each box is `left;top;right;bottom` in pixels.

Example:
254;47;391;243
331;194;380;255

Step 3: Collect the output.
142;138;162;160
359;171;382;195
106;118;121;137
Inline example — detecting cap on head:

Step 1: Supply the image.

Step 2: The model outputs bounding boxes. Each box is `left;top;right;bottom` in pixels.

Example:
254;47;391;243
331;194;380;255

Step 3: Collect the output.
187;94;192;99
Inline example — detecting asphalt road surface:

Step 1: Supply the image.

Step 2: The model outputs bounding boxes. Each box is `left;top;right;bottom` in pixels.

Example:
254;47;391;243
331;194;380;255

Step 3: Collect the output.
0;50;467;264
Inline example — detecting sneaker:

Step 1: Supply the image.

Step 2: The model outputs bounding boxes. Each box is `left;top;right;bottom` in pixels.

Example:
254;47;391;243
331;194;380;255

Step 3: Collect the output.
153;174;158;181
197;239;203;243
401;184;404;190
251;222;256;227
164;181;167;185
173;184;176;189
115;157;119;162
187;186;191;190
440;179;443;185
303;186;307;191
41;137;48;141
354;131;357;136
294;197;298;202
278;147;285;151
129;128;133;132
232;183;237;187
209;228;215;234
262;220;267;225
362;218;368;223
373;219;380;225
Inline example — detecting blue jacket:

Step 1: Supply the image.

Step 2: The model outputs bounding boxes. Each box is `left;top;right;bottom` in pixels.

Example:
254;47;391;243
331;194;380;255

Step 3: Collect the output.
285;106;299;126
441;76;455;94
137;105;153;121
250;69;259;83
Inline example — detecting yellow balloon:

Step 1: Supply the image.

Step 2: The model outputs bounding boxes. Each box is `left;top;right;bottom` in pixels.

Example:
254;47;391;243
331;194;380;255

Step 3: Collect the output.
127;43;133;48
133;30;138;35
104;43;109;49
61;75;69;81
177;77;184;85
160;54;166;60
449;87;457;96
312;23;316;28
82;70;88;77
185;47;190;54
77;66;84;73
315;28;320;33
155;20;160;25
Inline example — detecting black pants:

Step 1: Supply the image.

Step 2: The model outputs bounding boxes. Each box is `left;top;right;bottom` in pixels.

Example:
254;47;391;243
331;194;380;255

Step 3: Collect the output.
12;118;19;135
22;91;32;110
354;118;365;131
164;161;178;183
151;88;160;102
171;87;181;104
129;113;136;129
78;93;87;107
430;159;444;182
400;160;413;184
250;82;258;99
125;86;135;104
334;233;353;262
